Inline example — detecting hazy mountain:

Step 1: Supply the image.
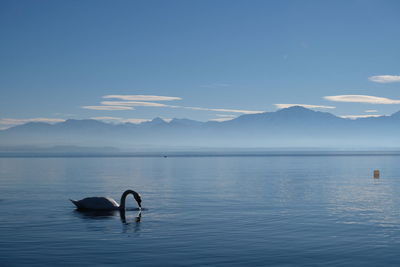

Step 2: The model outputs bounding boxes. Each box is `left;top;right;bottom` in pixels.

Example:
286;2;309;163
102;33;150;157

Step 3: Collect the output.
1;106;399;149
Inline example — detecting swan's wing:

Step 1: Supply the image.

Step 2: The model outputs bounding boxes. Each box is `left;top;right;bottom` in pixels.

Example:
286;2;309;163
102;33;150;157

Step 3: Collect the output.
105;197;119;207
72;197;119;210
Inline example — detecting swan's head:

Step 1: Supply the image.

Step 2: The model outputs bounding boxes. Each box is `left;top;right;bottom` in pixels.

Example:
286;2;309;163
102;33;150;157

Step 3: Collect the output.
121;190;142;209
133;192;142;208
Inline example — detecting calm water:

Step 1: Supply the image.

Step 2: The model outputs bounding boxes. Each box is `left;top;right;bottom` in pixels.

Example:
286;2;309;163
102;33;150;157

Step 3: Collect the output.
1;155;400;266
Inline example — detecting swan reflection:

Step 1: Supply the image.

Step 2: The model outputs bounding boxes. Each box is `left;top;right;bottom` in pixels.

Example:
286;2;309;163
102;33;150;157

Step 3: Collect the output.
120;209;142;224
74;208;143;225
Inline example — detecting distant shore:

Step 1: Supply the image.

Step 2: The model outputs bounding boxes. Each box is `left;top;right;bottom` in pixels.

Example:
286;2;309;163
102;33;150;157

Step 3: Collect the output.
2;150;400;158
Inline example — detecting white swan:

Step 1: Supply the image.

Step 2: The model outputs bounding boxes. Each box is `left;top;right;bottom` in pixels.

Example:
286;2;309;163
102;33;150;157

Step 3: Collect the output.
70;189;142;211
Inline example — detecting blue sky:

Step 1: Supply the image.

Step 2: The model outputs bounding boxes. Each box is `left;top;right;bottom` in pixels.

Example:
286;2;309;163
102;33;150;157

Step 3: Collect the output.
1;0;400;128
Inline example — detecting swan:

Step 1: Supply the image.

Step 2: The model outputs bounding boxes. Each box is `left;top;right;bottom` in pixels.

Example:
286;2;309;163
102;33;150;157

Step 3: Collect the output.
70;189;142;211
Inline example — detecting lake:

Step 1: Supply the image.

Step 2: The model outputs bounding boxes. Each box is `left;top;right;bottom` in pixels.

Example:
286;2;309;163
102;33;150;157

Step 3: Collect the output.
1;154;400;266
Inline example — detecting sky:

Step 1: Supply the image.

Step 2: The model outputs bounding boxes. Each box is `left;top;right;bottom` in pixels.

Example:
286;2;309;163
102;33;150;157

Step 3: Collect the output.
1;0;400;128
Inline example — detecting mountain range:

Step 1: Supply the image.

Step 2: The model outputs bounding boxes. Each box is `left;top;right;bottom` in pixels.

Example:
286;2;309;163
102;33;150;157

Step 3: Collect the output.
1;106;400;150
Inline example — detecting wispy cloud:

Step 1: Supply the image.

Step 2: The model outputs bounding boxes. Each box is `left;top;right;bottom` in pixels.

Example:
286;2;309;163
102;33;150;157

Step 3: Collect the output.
114;118;151;124
90;116;150;124
101;100;261;114
102;95;182;101
275;104;336;109
183;106;263;114
0;118;65;129
90;116;121;120
365;109;378;113
82;106;134;110
340;114;383;119
101;101;168;107
85;94;264;117
0;118;65;125
324;95;400;104
209;114;237;122
216;114;237;118
368;75;400;83
209;117;236;122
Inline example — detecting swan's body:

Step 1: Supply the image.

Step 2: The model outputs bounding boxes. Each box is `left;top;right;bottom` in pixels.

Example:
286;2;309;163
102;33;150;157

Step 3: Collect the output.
70;197;120;210
70;190;141;211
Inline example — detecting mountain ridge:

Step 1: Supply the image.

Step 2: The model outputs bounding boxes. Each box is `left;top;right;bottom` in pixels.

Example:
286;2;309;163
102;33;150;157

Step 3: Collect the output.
1;106;399;149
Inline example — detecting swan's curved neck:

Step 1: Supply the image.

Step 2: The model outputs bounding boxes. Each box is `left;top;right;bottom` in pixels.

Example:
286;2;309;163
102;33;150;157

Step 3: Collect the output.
119;190;139;210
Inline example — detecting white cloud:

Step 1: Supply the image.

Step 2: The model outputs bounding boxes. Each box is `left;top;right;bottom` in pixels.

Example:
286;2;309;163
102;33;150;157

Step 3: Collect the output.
368;75;400;83
0;118;65;125
324;95;400;104
90;116;121;120
0;118;65;129
365;109;378;113
209;117;235;122
102;95;182;101
101;101;168;107
120;118;152;124
340;114;383;119
216;114;237;118
88;94;264;116
274;104;336;109
90;116;150;124
183;106;263;114
105;102;264;114
81;106;134;110
209;114;237;122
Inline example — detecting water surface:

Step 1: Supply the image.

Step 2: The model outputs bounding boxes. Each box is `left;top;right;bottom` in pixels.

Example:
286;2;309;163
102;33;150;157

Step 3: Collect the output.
1;155;400;266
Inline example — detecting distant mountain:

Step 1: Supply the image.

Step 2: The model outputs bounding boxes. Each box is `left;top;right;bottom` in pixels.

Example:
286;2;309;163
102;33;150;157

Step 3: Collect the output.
1;106;400;149
169;118;204;127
